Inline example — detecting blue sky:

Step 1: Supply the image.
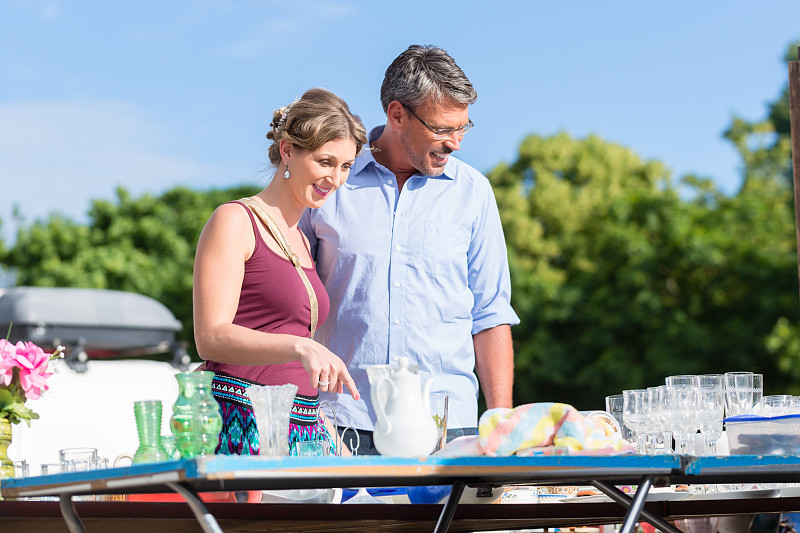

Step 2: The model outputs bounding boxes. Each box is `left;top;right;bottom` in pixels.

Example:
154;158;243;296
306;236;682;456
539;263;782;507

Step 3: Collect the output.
2;1;799;244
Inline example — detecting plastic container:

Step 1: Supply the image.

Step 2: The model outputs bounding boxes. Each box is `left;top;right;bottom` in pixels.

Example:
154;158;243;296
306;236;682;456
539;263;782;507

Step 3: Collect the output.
724;414;800;455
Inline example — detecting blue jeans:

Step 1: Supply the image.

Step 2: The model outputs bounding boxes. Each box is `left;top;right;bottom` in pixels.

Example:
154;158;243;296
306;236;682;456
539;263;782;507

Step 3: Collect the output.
336;426;478;456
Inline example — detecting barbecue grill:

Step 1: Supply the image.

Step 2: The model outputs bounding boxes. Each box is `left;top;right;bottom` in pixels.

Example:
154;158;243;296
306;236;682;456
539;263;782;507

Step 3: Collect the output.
0;286;190;372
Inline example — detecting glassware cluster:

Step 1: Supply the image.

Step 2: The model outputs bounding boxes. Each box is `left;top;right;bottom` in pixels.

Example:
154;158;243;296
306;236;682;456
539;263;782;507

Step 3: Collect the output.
603;371;792;456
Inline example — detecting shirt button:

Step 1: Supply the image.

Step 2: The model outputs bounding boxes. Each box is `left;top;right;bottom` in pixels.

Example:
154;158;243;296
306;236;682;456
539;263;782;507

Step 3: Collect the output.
394;282;400;288
394;319;400;325
387;179;393;185
395;245;401;252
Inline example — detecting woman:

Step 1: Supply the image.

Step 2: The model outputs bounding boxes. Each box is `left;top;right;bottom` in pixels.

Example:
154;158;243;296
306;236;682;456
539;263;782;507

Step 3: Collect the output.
193;88;367;456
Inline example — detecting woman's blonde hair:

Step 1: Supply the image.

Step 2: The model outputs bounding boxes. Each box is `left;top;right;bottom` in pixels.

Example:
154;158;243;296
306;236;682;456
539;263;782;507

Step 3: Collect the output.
267;88;367;165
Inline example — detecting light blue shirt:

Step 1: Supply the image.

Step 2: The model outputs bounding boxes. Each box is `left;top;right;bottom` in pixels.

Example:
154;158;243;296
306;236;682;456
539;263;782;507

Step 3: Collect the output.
300;127;519;431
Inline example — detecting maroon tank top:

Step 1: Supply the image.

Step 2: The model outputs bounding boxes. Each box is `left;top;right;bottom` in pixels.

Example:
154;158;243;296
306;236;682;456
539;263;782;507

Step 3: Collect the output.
205;201;330;395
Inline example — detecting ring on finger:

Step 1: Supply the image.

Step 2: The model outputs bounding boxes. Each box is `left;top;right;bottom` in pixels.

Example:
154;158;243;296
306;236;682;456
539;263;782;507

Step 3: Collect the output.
318;380;329;387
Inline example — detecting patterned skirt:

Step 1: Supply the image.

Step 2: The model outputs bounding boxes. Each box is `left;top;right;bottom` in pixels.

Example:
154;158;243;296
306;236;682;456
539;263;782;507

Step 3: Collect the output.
210;373;334;456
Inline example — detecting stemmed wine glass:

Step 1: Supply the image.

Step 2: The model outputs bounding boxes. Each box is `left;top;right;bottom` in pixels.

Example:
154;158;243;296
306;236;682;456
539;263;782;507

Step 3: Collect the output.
650;385;672;454
697;374;724;455
645;386;665;454
622;389;651;454
665;375;699;455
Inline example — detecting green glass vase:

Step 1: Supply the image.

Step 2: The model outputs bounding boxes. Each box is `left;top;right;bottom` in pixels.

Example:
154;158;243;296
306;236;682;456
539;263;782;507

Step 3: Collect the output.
133;400;169;463
170;371;222;458
0;418;13;479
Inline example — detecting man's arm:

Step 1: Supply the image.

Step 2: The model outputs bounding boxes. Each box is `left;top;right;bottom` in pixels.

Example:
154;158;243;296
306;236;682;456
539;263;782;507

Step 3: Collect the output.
473;324;514;409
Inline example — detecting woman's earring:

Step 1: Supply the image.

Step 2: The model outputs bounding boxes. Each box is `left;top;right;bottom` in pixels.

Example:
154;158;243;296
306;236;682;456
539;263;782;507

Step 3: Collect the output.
283;168;291;180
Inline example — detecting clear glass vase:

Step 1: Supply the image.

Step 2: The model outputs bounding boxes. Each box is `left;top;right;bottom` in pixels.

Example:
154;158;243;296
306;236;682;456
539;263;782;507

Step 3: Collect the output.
246;384;298;456
170;371;223;458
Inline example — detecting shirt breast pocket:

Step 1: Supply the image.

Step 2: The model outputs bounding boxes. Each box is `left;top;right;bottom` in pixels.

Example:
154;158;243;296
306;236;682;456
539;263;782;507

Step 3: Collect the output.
422;220;470;280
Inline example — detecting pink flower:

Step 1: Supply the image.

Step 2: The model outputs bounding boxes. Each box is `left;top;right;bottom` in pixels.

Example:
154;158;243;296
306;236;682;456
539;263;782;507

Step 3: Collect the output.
11;341;53;400
0;339;16;387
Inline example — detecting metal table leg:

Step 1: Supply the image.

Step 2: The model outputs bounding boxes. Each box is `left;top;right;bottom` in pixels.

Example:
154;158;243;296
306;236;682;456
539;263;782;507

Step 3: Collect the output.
166;482;225;533
58;494;88;533
593;478;683;533
433;481;465;533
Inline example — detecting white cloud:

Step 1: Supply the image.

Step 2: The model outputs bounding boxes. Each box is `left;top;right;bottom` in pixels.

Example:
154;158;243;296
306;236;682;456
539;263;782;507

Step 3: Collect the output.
224;1;356;57
0;100;224;242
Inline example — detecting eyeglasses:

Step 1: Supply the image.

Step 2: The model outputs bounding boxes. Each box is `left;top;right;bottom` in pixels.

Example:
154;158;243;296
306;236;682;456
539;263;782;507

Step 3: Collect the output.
401;103;474;140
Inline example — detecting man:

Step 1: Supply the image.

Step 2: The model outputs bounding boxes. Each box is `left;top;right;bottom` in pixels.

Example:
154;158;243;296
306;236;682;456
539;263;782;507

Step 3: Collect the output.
300;44;519;455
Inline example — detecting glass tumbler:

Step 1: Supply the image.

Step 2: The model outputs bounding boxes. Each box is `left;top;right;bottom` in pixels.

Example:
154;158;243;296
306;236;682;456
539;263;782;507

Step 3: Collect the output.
724;372;755;417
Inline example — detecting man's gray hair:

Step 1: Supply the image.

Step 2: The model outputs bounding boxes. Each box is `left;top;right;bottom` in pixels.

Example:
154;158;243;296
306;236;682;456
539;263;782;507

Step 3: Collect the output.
380;45;477;112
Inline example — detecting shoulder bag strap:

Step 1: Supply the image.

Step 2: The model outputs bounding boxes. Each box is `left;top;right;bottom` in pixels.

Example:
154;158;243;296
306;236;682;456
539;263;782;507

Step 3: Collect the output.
238;197;318;338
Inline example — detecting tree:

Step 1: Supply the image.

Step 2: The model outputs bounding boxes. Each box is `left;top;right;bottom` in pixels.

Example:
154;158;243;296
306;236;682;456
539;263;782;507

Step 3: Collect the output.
724;43;799;188
0;185;259;356
732;41;800;390
490;132;798;409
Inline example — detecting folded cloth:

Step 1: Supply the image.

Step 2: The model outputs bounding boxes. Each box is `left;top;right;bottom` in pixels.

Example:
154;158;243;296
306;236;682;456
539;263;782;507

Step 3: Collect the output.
478;403;634;456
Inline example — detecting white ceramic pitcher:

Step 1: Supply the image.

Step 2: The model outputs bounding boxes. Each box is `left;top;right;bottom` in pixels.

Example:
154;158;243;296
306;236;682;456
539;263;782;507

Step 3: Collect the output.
372;357;438;457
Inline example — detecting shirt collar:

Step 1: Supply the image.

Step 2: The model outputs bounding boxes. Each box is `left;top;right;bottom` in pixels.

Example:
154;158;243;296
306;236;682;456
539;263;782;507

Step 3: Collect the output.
352;125;455;180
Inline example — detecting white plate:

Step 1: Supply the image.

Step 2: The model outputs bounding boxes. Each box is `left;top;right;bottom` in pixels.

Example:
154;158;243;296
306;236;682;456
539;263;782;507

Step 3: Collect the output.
683;488;779;501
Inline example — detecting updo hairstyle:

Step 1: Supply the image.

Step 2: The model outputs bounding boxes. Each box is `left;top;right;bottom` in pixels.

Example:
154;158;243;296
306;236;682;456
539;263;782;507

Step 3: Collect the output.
267;88;367;166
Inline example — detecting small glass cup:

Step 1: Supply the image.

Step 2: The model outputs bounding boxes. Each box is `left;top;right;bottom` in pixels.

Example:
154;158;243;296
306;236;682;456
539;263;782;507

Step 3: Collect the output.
161;435;180;460
295;440;331;457
758;395;793;416
40;463;62;476
13;460;29;478
59;447;98;472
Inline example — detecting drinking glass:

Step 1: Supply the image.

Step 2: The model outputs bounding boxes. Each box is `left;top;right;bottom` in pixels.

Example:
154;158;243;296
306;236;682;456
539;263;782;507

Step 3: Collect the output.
40;463;62;475
791;396;800;415
623;389;651;454
645;387;664;454
296;440;332;456
161;435;180;460
13;460;29;478
650;385;672;454
665;376;699;455
59;447;98;472
753;373;764;407
697;375;724;455
430;394;449;452
605;394;632;441
757;395;793;416
247;384;298;456
724;372;755;417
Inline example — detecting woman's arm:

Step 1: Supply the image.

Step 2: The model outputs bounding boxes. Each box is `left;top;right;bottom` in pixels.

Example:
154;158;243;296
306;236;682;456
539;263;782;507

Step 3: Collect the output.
192;203;359;399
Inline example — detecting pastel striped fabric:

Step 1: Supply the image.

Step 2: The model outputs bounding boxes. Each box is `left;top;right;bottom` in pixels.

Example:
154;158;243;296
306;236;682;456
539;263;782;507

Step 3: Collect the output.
478;403;633;456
